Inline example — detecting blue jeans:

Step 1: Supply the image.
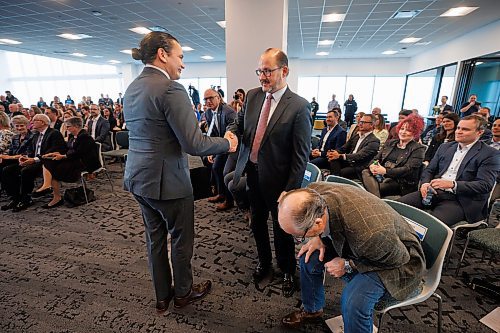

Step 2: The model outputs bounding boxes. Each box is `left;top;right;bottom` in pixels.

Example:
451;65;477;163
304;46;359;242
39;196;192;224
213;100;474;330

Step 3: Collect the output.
300;252;386;333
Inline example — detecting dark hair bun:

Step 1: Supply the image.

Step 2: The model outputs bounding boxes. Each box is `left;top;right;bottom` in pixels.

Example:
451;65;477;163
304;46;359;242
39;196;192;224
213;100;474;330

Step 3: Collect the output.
131;48;142;60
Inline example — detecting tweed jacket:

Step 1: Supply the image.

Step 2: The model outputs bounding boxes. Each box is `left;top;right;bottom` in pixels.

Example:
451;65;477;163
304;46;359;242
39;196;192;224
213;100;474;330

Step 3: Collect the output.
309;182;425;300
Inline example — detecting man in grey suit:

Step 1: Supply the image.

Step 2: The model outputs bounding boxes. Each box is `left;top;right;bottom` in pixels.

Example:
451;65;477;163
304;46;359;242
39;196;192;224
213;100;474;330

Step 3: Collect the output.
123;32;237;313
228;48;312;297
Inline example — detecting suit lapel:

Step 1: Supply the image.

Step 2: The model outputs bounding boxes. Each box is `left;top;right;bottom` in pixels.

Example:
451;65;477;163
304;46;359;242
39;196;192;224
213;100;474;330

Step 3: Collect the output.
247;90;266;143
261;88;291;147
438;142;458;176
456;141;481;178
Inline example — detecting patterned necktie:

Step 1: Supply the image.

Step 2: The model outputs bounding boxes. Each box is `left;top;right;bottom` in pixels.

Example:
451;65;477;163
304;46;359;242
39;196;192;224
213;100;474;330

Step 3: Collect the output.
250;94;273;163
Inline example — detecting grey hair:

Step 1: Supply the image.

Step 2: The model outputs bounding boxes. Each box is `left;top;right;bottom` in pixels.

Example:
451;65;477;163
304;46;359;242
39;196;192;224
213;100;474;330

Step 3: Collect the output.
33;113;50;126
0;111;10;128
64;116;83;129
279;188;327;231
11;115;29;126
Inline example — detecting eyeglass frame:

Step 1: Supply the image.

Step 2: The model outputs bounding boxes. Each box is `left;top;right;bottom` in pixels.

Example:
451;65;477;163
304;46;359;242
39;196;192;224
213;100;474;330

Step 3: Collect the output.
203;95;219;102
293;225;312;245
255;67;282;77
358;120;373;125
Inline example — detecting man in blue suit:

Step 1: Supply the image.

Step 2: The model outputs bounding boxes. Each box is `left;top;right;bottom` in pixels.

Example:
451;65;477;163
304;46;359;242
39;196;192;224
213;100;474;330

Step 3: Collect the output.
399;115;500;226
310;109;346;169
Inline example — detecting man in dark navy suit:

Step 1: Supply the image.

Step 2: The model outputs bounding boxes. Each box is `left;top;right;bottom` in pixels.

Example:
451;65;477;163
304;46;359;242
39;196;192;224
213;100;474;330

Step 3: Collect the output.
310;109;346;169
399;115;500;226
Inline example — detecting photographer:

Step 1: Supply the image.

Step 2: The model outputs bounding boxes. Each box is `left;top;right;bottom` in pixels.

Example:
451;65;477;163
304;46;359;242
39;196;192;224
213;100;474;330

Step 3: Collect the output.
460;94;480;117
229;88;245;112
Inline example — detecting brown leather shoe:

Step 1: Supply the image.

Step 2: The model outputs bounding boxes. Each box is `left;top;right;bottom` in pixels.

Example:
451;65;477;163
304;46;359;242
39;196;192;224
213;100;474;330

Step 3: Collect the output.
156;297;172;314
174;280;212;308
282;309;323;328
208;195;225;203
216;200;234;211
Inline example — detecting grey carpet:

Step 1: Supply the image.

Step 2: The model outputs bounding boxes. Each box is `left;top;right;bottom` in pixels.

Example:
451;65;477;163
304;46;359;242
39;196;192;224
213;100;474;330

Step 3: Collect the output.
0;166;498;333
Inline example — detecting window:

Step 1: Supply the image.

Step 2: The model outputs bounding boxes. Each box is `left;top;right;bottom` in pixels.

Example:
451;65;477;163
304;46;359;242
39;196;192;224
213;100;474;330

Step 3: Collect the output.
403;69;438;115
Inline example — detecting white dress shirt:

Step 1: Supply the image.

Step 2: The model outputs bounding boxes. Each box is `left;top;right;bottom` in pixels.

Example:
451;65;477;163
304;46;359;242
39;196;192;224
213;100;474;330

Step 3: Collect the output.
352;131;373;154
264;85;287;125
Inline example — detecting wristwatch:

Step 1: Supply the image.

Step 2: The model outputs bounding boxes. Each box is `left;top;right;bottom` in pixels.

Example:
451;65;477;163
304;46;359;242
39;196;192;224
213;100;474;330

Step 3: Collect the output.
344;259;353;274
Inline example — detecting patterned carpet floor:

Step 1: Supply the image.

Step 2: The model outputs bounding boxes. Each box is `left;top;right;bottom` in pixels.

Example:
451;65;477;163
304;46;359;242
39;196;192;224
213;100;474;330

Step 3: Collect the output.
0;166;498;333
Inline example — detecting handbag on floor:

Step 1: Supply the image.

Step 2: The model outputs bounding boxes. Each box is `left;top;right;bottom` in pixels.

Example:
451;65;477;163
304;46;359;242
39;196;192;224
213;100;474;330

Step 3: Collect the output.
64;186;95;207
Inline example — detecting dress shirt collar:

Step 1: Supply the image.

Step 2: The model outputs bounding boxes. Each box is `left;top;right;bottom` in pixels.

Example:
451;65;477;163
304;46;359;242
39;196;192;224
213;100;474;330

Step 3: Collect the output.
267;85;287;103
145;64;171;80
457;139;479;152
358;130;373;139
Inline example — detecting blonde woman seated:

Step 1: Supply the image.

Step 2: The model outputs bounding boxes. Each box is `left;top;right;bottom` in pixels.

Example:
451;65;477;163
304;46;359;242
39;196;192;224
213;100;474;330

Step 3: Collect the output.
33;117;101;208
373;113;389;148
361;115;425;198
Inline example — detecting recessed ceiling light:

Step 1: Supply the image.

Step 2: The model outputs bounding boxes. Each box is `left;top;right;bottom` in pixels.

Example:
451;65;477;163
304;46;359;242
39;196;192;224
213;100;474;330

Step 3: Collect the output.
149;26;168;32
322;13;346;22
382;50;398;55
399;37;422;43
415;41;432;46
129;27;152;35
91;10;102;16
217;20;226;28
201;55;214;60
182;46;194;51
71;53;86;57
58;33;92;40
440;7;479;17
92;55;103;58
392;10;421;19
318;40;335;46
316;52;329;56
120;49;132;54
0;38;22;44
109;60;121;64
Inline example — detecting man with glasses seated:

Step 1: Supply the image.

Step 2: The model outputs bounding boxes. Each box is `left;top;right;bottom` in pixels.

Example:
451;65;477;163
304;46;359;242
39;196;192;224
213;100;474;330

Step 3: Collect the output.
326;114;380;180
278;183;425;331
202;88;237;211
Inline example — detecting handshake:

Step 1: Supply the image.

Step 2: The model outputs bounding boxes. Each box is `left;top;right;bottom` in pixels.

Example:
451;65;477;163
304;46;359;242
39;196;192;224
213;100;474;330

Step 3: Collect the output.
224;131;238;153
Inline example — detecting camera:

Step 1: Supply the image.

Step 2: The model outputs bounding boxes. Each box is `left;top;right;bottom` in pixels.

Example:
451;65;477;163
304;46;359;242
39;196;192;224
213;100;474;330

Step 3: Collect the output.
233;94;240;100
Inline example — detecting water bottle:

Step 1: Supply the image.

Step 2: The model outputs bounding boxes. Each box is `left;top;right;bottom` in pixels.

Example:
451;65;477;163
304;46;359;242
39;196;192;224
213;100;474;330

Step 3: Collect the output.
372;160;384;183
422;186;435;206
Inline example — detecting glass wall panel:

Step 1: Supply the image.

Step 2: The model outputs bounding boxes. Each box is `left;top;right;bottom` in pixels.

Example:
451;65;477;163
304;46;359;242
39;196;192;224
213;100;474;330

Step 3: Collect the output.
317;77;346;115
298;76;319;109
469;60;500;117
403;69;437;115
344;77;375;114
437;64;457;106
372;77;406;122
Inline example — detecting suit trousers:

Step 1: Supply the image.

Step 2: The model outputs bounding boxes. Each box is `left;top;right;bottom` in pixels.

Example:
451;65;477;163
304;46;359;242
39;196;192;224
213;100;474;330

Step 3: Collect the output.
2;162;42;201
398;190;466;226
212;153;232;202
246;163;296;274
310;156;330;170
133;194;195;301
329;159;360;180
361;170;401;198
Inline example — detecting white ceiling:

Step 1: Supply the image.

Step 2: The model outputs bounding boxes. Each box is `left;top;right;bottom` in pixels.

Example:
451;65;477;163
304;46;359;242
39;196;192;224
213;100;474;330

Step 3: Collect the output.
0;0;498;65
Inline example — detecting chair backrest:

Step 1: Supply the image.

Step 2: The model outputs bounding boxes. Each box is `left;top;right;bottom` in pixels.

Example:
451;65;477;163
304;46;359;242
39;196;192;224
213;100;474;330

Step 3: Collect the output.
325;174;365;190
311;136;320;149
302;162;321;188
383;199;452;271
94;142;104;171
115;130;129;149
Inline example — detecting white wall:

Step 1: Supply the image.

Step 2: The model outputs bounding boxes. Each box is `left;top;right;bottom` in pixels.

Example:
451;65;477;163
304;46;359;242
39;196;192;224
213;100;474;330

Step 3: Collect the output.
409;20;500;74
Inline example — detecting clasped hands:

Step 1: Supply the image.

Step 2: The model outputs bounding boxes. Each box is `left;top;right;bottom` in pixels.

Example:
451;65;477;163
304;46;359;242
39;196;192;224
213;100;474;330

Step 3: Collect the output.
224;131;238;153
369;163;386;176
311;149;321;158
42;152;65;161
420;179;454;197
326;150;340;161
297;236;347;278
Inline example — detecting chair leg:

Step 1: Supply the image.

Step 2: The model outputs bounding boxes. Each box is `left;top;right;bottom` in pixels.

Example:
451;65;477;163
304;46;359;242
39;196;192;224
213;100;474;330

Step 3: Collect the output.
445;230;456;269
433;293;442;333
104;170;114;193
81;177;89;204
455;236;471;277
377;312;385;332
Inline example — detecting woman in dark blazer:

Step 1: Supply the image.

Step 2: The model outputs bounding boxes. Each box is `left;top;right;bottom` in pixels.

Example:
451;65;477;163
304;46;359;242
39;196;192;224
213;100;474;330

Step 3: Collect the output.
423;112;459;166
0;115;34;178
33;117;100;208
362;114;426;197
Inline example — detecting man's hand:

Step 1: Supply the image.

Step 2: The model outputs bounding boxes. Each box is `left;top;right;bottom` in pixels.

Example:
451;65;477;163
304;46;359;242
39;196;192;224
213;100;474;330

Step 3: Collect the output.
311;149;321;158
207;155;214;164
224;131;238;153
298;236;325;263
325;257;346;278
420;182;431;198
326;150;340;161
19;156;35;166
430;179;454;191
370;164;386;175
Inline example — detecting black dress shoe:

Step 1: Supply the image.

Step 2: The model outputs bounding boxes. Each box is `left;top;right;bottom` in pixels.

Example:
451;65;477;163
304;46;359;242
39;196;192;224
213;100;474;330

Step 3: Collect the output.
174;280;212;308
252;263;273;283
42;198;64;209
1;200;19;211
282;273;296;298
156;297;173;314
31;188;53;198
12;199;33;212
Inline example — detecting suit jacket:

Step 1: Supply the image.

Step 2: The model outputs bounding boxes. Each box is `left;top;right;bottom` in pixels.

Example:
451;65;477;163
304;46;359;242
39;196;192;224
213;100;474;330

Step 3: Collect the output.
8;131;35;156
202;104;237;139
88;116;112;151
310;182;425;301
422;141;500;222
29;127;67;158
228;86;312;200
338;132;380;171
123;67;230;201
67;130;101;172
442;104;453;112
372;139;425;194
318;124;346;156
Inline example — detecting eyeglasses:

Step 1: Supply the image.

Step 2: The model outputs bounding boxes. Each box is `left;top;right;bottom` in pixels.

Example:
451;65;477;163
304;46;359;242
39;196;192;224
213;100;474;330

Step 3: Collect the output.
255;67;282;77
203;96;218;102
293;225;311;245
358;121;373;124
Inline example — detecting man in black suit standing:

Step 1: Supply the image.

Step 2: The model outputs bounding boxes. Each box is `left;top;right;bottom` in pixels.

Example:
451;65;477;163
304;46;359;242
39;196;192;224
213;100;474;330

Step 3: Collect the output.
399;115;499;226
228;48;312;297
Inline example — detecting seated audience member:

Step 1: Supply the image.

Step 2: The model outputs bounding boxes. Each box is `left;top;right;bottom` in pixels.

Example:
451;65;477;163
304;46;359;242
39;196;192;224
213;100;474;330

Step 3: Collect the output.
37;97;47;108
45;107;63;130
81;105;91;127
460;94;480;117
113;104;124;129
373;113;389;147
9;103;22;117
33;117;100;208
278;184;425;331
476;107;493;143
1;114;66;212
87;104;112;151
59;110;77;141
421;113;444;145
362;115;426;198
0;115;34;177
424;113;459;166
332;107;347;131
346;112;365;141
0;111;14;154
371;107;381;116
203;88;237;211
310;109;346;169
387;109;412;140
399;115;500;226
103;108;118;132
491;118;500;150
327;114;380;180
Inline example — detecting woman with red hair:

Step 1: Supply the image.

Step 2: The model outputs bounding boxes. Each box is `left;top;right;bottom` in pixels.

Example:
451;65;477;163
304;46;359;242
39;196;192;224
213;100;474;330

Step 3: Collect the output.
361;114;426;197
